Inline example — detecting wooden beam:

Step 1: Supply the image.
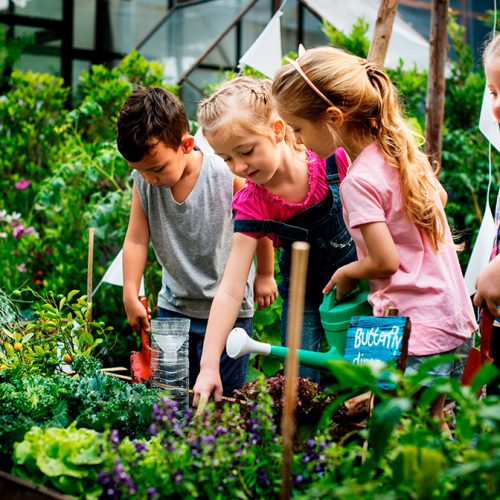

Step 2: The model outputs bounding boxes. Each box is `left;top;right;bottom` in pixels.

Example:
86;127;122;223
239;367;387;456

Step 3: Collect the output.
425;0;449;169
368;0;399;69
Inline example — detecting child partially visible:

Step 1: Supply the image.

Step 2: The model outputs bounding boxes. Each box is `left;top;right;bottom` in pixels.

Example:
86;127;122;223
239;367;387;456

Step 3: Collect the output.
193;77;356;406
473;33;500;394
272;47;477;430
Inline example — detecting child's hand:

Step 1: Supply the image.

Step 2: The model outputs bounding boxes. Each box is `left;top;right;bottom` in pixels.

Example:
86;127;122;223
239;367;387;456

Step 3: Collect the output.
254;273;278;311
193;368;223;414
124;297;151;333
323;267;358;300
473;255;500;317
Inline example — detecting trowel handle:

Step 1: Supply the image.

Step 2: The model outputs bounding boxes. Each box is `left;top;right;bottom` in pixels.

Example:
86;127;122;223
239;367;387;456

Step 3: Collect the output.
139;296;151;358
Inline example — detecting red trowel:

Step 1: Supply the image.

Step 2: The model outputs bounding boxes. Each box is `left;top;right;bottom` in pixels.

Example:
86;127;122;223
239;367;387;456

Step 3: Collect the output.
131;296;151;383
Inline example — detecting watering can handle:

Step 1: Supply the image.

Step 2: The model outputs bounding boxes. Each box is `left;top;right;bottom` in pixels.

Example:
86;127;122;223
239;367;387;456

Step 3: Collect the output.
327;285;365;307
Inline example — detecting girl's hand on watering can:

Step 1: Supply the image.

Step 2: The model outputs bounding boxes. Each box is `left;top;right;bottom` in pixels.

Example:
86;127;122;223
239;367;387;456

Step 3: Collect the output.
323;267;358;301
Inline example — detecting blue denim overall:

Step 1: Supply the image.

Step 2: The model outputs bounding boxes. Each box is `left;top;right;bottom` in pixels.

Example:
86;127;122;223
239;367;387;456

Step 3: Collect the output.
234;156;356;381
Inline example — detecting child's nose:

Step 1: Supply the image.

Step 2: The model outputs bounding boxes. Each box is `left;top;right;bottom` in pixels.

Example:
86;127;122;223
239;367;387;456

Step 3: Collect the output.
142;172;157;185
234;159;247;174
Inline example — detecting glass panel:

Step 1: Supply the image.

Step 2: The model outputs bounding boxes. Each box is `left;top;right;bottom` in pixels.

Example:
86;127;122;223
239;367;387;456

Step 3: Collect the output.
74;0;96;50
139;0;253;84
13;0;62;20
16;52;61;77
302;8;328;48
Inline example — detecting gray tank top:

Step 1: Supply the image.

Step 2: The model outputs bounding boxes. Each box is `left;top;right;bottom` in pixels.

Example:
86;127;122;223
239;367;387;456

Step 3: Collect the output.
133;154;254;319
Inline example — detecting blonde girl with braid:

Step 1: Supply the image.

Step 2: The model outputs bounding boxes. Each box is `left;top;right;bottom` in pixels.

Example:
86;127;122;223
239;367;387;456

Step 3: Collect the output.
192;76;356;406
272;47;476;429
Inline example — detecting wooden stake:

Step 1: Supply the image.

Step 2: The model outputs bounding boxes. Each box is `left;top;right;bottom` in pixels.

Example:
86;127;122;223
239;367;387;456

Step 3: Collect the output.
280;242;310;500
367;0;399;69
425;0;449;169
87;228;94;331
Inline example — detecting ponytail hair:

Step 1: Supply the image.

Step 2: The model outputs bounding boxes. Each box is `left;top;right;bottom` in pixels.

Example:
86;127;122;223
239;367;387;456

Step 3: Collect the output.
197;76;302;152
272;46;446;250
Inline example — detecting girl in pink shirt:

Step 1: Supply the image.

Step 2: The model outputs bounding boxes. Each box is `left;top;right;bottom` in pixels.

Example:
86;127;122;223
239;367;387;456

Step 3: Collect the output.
192;77;356;406
272;46;477;430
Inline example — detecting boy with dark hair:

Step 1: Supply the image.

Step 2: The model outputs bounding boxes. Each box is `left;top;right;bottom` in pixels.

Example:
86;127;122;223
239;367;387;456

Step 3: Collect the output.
117;87;277;395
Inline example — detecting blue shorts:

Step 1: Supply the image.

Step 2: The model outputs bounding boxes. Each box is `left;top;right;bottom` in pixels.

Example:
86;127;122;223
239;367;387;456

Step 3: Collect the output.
405;337;473;384
157;307;253;396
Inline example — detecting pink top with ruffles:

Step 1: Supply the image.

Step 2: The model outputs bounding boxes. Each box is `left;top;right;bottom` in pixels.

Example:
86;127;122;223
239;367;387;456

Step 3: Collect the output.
232;150;329;247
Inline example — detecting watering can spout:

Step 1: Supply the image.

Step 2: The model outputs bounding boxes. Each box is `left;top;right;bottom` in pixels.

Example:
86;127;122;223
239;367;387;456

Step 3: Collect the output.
226;328;343;370
226;328;272;359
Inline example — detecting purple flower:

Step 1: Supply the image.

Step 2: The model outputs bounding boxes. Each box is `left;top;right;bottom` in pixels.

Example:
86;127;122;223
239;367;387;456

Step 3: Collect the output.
215;425;228;436
15;178;30;190
113;458;136;494
12;225;24;239
109;429;120;446
256;467;270;487
201;434;215;445
147;487;158;499
173;469;183;484
98;471;113;487
293;474;304;486
132;440;148;454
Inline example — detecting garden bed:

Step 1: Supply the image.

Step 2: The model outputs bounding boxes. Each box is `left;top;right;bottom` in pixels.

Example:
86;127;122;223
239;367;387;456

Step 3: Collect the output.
0;471;71;500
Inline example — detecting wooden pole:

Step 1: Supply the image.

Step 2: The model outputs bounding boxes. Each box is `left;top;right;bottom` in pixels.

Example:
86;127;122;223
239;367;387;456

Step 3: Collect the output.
87;227;94;331
367;0;399;69
425;0;449;170
280;241;310;500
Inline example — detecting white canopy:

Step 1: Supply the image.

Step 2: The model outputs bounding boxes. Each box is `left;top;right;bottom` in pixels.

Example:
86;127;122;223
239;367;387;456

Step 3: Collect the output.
303;0;430;71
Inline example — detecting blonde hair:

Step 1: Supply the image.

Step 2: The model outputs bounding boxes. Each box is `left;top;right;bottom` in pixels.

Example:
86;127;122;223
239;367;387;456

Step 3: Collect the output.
197;76;302;152
272;46;446;251
483;33;500;68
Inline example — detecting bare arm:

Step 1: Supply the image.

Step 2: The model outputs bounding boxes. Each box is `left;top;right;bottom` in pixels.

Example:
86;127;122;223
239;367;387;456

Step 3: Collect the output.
193;233;258;406
123;185;151;332
323;222;399;299
254;237;278;310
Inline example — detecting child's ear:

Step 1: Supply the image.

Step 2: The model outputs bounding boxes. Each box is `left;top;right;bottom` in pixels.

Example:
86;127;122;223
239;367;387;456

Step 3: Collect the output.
272;118;286;143
181;135;195;154
325;106;344;128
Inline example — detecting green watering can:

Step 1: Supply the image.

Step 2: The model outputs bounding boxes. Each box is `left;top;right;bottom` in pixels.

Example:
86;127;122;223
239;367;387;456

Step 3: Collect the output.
226;286;373;371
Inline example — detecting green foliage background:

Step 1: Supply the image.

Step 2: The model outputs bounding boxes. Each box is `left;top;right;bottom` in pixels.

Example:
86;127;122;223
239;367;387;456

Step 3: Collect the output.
0;16;498;368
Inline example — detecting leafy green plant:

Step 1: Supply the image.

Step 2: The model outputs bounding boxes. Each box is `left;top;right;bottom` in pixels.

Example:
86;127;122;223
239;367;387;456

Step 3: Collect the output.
322;18;370;58
12;425;107;499
0;289;112;375
75;50;177;143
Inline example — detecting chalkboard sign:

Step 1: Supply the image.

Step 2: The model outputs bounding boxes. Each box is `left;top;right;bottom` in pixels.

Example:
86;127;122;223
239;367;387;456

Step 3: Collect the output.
344;316;411;371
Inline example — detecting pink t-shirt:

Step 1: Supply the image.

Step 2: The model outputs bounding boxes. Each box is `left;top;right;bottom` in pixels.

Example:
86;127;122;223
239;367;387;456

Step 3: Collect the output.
340;143;477;356
232;150;329;247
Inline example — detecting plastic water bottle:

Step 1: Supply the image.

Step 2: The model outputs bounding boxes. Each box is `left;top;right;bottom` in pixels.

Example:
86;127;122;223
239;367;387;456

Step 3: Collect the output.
150;317;190;414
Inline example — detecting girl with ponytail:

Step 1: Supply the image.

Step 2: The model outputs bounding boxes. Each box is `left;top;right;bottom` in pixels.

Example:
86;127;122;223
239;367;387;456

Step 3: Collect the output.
272;46;476;430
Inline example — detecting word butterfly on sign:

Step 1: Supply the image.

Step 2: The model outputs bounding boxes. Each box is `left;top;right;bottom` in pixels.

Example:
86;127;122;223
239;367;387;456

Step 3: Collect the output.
344;316;411;372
